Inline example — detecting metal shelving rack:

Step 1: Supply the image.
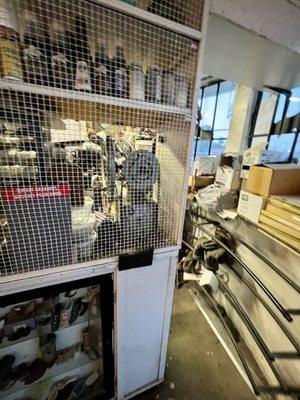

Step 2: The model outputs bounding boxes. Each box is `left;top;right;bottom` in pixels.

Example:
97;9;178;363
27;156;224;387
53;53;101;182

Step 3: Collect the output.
0;0;207;399
183;211;300;397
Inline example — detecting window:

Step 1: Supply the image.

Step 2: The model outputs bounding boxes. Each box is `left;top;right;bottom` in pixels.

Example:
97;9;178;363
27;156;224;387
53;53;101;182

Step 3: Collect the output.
249;86;300;161
192;80;237;160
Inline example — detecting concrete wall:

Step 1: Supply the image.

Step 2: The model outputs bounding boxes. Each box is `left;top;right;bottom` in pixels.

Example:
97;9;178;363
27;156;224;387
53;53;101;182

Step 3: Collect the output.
209;0;300;53
203;14;300;90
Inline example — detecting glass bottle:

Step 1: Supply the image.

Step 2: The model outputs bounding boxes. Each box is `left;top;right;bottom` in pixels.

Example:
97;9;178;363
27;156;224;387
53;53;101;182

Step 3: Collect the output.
23;12;50;86
0;0;22;80
175;75;188;108
112;46;128;98
146;66;162;103
94;43;111;96
162;70;175;105
74;16;92;92
49;20;73;89
130;63;145;101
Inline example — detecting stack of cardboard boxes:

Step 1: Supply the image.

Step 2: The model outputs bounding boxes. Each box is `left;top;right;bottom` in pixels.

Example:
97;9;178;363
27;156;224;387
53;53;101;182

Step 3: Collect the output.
237;164;300;252
190;147;300;252
189;156;217;192
189;154;242;193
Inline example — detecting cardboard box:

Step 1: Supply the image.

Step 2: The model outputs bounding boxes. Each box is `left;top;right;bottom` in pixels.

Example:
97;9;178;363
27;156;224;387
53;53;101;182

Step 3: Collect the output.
247;164;300;197
193;156;218;176
219;154;242;170
237;190;266;224
188;175;215;192
241;149;287;179
242;148;287;167
240;166;250;179
215;166;241;191
194;175;215;189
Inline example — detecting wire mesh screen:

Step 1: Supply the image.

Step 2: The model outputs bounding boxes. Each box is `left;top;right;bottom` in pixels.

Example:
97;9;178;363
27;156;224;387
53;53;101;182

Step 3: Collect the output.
0;0;199;275
128;0;204;31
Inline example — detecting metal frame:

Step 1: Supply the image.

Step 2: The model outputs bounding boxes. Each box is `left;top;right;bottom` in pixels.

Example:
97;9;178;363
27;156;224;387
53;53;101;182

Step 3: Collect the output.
183;229;300;357
188;210;300;294
186;213;293;321
248;87;300;161
193;79;237;160
0;0;208;397
182;239;300;396
177;0;210;248
1;0;204;274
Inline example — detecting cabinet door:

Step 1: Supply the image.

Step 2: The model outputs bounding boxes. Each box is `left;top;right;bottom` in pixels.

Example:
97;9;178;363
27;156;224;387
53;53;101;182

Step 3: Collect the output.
116;252;177;399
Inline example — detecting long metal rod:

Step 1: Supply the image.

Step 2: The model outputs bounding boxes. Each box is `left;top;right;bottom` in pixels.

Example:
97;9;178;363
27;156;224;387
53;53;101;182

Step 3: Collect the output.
183;231;300;356
184;240;297;395
186;214;293;321
184;239;284;365
287;309;300;315
198;287;259;396
221;273;300;356
257;386;300;395
193;283;300;396
192;285;300;396
188;210;300;293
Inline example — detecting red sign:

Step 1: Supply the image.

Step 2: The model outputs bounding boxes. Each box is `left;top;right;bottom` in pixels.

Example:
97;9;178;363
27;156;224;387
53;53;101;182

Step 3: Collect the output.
1;184;71;202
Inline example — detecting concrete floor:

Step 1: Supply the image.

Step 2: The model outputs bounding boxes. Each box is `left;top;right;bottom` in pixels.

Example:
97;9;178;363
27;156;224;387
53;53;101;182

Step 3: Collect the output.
136;286;256;400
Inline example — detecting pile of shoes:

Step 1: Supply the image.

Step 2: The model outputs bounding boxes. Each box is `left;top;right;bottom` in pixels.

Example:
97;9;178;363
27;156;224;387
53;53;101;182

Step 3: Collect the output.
179;229;234;274
0;326;101;391
47;370;104;400
0;291;100;346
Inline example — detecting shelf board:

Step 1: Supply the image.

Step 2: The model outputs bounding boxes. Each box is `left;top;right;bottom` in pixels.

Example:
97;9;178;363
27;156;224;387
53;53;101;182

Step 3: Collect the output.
0;79;191;118
0;313;100;350
1;353;102;398
92;0;202;41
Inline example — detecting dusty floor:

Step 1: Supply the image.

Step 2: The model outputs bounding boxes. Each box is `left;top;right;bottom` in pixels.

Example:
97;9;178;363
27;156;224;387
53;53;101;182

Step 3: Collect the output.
136;285;256;400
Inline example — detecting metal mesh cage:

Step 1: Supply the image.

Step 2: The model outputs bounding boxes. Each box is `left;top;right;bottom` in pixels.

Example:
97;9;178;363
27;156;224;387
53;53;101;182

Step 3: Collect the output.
0;0;200;276
122;0;204;31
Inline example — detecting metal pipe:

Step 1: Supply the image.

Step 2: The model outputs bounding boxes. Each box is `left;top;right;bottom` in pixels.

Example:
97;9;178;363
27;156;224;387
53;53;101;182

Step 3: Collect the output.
184;240;294;395
183;230;300;356
186;214;293;322
222;275;300;356
217;280;275;362
193;285;299;396
188;210;300;294
257;386;300;396
286;310;300;316
195;287;260;395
